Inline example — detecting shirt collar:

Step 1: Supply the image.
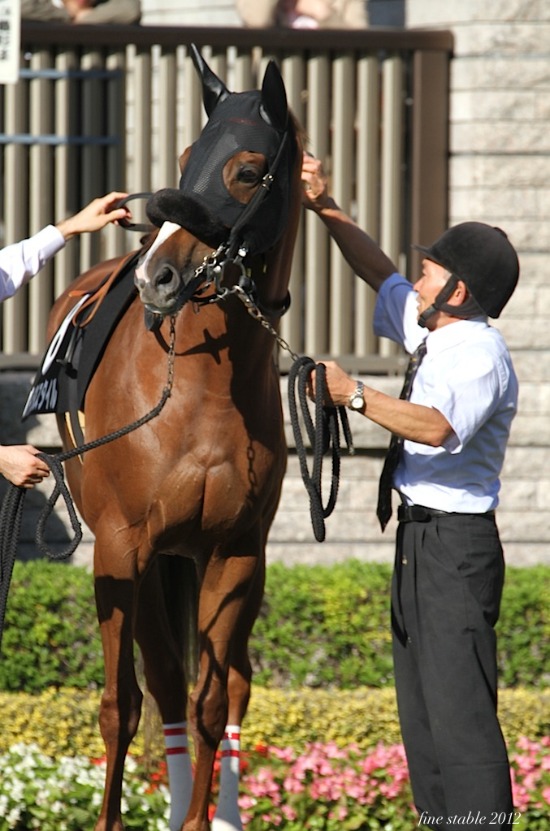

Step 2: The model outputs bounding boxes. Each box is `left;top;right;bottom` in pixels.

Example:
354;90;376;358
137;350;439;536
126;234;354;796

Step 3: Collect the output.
425;316;489;353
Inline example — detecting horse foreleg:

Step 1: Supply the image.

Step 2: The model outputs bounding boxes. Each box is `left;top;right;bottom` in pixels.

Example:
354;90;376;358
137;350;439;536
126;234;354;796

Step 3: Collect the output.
94;544;143;831
162;721;194;831
211;725;243;831
212;555;265;831
186;550;262;831
135;559;193;831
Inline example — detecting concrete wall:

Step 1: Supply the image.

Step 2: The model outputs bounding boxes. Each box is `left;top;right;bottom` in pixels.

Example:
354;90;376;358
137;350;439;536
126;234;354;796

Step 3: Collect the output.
404;1;550;566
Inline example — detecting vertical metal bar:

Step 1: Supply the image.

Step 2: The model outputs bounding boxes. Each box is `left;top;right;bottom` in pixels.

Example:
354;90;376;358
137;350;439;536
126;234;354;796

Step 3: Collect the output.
409;49;449;281
209;48;227;88
379;54;404;358
80;47;106;272
182;50;203;151
329;52;355;355
279;52;306;355
28;48;55;355
54;47;78;296
3;72;29;353
130;46;152;195
233;49;253;92
355;54;380;356
158;45;178;188
105;47;128;260
304;52;330;356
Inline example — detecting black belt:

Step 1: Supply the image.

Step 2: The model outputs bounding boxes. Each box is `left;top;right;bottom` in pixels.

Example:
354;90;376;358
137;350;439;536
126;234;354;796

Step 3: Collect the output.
397;504;495;523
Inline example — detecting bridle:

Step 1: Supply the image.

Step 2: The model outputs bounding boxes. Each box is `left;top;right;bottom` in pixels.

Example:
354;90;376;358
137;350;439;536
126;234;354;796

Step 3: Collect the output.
136;241;292;334
118;193;292;333
125;96;295;329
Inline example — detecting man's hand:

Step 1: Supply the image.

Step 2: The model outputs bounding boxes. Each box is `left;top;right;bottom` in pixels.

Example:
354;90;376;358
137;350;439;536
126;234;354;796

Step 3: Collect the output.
0;445;50;488
301;152;331;211
309;360;355;407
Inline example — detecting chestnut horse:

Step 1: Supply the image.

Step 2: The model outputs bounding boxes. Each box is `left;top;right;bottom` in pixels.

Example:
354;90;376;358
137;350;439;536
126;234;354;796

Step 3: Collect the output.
47;46;302;831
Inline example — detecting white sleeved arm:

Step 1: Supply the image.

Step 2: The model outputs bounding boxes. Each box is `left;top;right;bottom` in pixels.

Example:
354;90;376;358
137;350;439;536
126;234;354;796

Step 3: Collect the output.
0;225;66;302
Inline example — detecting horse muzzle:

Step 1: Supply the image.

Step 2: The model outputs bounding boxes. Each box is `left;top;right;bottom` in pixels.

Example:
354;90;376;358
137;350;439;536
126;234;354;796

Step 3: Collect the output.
134;263;181;314
135;262;207;316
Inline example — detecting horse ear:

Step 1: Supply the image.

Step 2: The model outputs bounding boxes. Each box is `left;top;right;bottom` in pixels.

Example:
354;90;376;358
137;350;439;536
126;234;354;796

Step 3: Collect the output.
260;61;288;132
189;43;229;116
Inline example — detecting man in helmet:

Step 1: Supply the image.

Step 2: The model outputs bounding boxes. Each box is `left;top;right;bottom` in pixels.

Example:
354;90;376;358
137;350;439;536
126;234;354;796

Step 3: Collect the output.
302;153;518;831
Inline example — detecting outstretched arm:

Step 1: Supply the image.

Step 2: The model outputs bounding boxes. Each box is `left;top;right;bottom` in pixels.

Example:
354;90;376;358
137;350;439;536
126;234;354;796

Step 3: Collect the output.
301;153;396;293
314;360;454;447
0;192;132;302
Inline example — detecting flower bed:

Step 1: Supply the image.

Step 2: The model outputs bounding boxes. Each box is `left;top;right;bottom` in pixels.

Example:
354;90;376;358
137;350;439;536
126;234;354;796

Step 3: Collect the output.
0;738;548;831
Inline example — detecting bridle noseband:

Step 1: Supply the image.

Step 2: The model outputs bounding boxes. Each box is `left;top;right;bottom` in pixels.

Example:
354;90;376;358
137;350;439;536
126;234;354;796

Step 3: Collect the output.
142;241;291;334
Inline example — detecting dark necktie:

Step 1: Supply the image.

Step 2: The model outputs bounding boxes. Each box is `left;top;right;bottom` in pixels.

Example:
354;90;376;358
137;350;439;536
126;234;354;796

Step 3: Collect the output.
376;339;428;531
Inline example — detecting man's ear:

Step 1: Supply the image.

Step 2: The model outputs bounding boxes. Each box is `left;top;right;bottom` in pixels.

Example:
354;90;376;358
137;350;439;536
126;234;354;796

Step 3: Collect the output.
448;279;469;307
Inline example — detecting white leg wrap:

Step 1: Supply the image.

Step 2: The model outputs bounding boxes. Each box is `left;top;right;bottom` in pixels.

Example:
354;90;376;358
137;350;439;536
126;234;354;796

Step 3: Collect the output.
212;725;243;831
163;722;193;831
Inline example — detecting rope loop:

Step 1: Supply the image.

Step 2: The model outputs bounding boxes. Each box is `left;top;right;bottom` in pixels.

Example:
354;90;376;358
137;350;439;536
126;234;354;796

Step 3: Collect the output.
288;356;354;542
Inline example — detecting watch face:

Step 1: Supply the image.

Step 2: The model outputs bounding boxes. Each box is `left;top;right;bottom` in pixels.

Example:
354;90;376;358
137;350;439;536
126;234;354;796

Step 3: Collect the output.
349;382;364;410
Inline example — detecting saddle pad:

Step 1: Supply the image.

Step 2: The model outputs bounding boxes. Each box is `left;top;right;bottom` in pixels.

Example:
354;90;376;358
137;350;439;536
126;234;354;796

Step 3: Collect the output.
22;255;139;420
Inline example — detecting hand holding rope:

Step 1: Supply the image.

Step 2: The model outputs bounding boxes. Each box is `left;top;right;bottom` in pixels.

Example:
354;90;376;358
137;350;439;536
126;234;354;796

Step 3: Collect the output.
288;356;354;542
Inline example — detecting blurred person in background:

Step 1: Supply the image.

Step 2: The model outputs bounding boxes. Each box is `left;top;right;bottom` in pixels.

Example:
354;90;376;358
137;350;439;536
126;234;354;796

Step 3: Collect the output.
236;0;366;29
22;0;141;24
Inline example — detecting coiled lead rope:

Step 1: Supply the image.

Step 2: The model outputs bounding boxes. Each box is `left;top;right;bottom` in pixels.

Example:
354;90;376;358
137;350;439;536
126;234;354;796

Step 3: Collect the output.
288;356;354;542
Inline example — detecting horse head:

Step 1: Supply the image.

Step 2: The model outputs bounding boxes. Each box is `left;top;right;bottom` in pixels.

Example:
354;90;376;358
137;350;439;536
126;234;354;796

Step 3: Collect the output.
134;44;299;318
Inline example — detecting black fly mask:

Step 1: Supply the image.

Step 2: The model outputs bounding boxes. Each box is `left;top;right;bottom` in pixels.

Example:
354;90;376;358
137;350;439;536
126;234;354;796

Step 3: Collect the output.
146;45;297;260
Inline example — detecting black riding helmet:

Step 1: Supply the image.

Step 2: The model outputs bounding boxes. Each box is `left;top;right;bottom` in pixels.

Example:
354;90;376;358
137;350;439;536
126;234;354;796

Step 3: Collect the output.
414;222;520;327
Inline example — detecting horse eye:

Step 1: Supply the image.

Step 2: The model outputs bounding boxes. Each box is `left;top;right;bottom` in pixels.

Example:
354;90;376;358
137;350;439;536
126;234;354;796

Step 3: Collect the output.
238;165;262;185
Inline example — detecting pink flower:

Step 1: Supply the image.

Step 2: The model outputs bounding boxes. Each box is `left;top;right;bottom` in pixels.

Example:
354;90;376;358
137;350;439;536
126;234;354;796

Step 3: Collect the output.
281;804;298;820
282;774;305;794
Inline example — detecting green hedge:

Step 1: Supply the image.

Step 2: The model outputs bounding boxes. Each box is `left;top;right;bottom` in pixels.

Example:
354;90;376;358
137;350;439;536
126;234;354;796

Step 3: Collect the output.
1;559;549;693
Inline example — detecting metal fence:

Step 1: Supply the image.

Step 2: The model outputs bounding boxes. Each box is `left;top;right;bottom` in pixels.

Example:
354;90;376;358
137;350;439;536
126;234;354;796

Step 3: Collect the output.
1;23;452;371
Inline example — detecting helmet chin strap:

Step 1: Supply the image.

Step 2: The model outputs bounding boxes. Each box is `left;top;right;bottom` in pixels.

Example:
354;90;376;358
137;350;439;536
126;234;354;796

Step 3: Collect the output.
417;274;458;328
417;273;485;329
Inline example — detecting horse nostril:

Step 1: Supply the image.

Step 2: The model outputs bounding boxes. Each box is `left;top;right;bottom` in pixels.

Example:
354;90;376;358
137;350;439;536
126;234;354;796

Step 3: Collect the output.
156;266;176;287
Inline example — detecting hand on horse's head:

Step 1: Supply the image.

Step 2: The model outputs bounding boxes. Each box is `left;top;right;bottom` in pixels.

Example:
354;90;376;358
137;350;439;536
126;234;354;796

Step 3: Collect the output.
301;151;331;212
55;192;132;240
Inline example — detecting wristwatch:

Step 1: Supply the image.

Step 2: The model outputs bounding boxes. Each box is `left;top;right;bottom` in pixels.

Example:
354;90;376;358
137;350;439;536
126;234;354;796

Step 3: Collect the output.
348;381;365;411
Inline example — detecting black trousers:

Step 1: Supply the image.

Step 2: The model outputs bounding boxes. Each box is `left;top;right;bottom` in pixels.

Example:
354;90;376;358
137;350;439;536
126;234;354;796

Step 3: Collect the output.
391;513;514;831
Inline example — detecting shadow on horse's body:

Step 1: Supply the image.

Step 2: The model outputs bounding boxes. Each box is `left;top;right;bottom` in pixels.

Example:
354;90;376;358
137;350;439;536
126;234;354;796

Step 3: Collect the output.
47;46;302;831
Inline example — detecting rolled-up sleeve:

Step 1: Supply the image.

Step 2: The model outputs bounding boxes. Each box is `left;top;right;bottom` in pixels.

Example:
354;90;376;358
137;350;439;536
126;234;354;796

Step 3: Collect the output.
374;272;424;353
